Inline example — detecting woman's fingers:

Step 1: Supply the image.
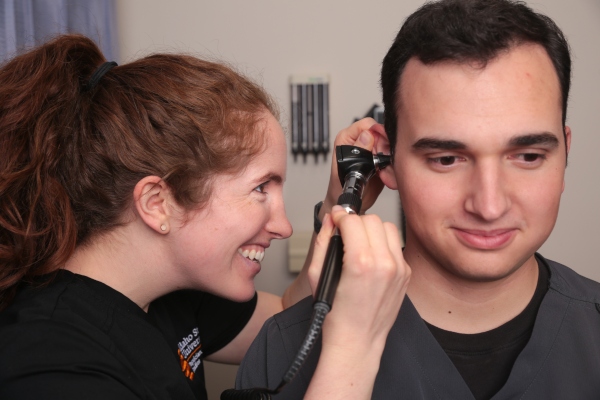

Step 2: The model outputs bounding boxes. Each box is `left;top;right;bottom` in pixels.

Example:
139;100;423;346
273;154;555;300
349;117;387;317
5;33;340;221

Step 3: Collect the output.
323;119;383;212
333;118;380;147
321;207;410;348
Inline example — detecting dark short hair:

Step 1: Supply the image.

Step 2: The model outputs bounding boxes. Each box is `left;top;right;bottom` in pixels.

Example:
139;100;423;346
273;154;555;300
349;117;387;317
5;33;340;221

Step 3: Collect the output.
381;0;571;155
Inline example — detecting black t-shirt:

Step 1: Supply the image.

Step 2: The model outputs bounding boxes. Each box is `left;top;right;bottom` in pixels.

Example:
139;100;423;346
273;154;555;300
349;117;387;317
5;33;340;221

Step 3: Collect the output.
426;256;549;400
148;288;258;398
0;270;256;400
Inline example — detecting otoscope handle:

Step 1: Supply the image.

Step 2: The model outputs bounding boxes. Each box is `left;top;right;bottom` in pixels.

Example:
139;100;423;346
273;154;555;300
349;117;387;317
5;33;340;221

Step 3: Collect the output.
314;191;361;308
314;234;344;307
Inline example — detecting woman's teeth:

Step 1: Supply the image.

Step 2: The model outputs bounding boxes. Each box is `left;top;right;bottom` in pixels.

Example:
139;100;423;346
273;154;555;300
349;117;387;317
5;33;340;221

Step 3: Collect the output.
238;248;264;262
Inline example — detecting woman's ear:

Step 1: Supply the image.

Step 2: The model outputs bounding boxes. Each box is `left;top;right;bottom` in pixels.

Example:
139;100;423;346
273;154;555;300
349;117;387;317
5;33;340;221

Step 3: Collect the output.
133;176;173;234
374;128;398;190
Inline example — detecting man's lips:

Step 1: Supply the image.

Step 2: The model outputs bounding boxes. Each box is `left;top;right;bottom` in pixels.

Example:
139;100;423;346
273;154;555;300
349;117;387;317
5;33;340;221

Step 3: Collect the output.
452;228;517;250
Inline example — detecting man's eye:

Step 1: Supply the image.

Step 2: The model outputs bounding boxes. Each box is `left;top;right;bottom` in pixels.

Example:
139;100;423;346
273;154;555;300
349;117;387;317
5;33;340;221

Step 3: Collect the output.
518;153;545;162
431;156;458;166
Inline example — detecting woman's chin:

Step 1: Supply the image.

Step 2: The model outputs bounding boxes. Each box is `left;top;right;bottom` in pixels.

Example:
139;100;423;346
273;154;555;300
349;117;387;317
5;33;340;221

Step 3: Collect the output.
223;283;257;303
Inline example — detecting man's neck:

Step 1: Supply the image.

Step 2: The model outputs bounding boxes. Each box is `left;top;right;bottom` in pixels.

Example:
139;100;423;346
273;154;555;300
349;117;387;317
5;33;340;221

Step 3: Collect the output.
406;254;539;334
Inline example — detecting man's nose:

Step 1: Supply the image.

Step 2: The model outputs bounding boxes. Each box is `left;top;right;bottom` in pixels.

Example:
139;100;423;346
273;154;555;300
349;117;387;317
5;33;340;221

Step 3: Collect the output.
464;161;511;221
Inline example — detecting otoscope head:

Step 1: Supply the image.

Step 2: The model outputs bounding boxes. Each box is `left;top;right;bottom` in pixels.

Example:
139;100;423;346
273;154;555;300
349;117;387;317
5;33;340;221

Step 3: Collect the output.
335;145;391;187
374;153;392;171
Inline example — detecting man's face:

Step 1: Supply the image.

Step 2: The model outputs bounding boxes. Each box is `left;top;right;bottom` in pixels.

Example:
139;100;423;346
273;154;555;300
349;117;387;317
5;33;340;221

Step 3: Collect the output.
384;44;570;282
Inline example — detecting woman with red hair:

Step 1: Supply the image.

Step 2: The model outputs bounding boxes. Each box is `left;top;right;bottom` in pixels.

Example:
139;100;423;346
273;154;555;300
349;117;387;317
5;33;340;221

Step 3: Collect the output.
0;34;409;399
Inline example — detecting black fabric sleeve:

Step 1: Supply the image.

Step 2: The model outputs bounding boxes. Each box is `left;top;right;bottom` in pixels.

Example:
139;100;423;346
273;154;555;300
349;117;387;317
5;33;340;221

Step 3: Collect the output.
149;290;258;357
1;371;141;400
0;321;142;400
197;291;258;356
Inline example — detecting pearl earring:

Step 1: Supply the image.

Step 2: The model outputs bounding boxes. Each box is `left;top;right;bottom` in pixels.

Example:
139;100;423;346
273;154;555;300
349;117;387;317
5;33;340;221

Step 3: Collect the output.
160;224;167;232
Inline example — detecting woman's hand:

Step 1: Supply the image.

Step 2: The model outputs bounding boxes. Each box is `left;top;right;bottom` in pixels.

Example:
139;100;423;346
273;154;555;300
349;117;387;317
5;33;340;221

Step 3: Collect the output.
283;118;391;310
308;206;410;341
305;205;410;399
320;118;388;222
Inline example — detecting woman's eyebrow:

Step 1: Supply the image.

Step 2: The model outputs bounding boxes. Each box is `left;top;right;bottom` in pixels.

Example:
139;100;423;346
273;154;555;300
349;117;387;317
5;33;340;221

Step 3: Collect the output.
255;172;283;184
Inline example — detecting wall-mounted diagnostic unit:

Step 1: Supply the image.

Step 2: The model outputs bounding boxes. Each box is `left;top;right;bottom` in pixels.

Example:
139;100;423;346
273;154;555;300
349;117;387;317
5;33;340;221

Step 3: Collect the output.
290;74;330;161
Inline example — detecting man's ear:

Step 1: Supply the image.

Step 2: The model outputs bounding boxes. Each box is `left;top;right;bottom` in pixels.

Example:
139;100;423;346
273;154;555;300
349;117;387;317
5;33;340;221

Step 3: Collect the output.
565;125;572;157
563;125;572;193
374;128;398;190
133;176;173;234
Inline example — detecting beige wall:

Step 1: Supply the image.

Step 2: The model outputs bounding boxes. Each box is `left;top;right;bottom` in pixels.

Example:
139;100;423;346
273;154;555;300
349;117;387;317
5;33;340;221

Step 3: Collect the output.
115;1;600;398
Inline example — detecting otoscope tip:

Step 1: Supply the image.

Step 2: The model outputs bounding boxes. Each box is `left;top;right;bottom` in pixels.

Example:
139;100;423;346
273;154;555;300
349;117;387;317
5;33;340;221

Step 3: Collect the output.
375;153;392;170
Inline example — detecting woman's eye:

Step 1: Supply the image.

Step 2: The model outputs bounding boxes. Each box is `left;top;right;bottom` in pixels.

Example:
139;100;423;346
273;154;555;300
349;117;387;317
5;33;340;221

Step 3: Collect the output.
254;182;269;193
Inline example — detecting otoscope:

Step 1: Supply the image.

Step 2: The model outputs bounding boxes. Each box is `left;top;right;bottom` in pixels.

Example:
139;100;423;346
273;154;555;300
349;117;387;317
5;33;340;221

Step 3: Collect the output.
221;145;392;400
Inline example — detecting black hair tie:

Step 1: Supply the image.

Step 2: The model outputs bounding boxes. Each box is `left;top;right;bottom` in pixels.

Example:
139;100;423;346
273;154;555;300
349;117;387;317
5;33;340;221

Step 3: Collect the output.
83;61;118;92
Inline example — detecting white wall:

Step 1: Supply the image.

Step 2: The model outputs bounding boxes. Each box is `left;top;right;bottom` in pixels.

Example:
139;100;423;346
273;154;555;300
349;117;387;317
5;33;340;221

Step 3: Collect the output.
115;1;600;398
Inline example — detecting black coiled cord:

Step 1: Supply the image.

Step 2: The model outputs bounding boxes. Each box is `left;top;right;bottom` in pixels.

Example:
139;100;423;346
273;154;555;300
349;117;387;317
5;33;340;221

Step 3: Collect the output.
281;302;330;384
220;303;331;399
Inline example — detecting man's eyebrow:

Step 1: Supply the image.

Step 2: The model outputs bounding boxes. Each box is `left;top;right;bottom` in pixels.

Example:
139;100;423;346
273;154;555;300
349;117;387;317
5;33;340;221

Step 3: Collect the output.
508;132;560;148
412;133;560;151
412;138;467;150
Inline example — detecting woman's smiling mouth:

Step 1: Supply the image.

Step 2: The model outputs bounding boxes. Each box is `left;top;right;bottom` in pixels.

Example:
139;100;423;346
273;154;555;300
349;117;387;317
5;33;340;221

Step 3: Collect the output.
238;247;265;262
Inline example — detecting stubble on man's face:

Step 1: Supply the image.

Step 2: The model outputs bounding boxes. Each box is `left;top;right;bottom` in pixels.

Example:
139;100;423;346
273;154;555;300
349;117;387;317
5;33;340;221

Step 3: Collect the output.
394;44;568;286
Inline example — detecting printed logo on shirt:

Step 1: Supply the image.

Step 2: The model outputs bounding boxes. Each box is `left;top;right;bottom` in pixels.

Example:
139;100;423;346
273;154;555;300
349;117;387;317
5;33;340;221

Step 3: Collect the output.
177;327;203;380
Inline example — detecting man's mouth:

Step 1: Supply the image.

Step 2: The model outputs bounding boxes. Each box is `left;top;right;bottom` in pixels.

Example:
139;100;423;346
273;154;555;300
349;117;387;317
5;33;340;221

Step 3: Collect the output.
453;228;517;250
